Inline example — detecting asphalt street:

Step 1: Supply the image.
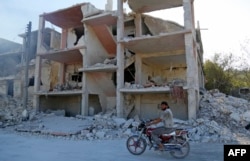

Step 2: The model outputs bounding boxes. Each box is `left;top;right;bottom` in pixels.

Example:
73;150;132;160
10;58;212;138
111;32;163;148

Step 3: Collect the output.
0;130;224;161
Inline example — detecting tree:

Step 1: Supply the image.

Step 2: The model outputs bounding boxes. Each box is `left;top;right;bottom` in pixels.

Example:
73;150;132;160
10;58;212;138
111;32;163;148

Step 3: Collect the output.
204;53;234;94
204;51;250;95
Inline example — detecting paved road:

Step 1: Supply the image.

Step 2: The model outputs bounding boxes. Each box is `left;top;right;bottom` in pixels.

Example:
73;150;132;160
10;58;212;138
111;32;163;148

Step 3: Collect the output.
0;131;224;161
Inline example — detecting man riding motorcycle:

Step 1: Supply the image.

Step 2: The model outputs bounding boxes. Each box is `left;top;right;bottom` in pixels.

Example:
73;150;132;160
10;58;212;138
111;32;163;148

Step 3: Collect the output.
146;101;174;151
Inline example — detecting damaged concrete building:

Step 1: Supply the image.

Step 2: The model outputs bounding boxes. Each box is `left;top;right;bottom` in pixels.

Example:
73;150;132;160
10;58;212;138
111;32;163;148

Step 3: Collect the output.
0;38;22;96
0;29;57;99
34;0;204;120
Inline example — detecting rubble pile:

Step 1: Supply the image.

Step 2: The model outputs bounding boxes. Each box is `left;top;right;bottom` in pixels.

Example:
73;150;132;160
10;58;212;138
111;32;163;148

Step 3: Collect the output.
1;89;250;144
13;110;138;140
0;95;33;127
75;112;138;140
186;89;250;143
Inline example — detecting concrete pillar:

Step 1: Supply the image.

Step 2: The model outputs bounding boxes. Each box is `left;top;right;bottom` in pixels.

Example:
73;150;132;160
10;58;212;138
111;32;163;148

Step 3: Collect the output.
134;14;142;116
183;0;198;120
135;54;142;84
135;14;142;37
81;25;89;116
80;24;89;116
81;69;89;116
59;63;65;85
61;29;68;49
34;15;45;112
116;0;125;117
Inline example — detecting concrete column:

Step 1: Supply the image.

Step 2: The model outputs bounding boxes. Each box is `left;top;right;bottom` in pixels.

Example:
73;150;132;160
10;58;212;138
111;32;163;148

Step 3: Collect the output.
116;0;125;117
59;63;65;85
34;15;45;112
61;29;68;49
134;14;143;115
183;0;198;120
134;53;142;116
135;14;142;37
81;24;89;116
81;67;89;116
135;54;142;84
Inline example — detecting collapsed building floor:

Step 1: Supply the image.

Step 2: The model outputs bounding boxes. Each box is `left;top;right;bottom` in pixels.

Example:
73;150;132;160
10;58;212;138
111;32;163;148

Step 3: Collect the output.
33;0;204;120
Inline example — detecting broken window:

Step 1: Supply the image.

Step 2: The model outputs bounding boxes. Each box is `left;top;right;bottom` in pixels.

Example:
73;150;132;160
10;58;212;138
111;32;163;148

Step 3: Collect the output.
71;72;82;82
28;76;43;86
72;27;84;46
124;63;135;83
112;63;135;86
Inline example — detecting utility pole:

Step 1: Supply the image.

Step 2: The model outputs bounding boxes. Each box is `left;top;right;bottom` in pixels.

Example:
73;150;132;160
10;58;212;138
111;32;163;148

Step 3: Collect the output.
23;21;32;109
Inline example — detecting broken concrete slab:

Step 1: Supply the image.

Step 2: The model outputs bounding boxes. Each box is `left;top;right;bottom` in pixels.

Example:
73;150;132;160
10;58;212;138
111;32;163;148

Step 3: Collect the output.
144;15;184;36
81;3;102;18
127;0;183;13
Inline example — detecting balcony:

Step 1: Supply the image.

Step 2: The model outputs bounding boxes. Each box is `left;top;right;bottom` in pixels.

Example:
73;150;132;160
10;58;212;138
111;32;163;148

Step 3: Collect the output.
37;45;85;64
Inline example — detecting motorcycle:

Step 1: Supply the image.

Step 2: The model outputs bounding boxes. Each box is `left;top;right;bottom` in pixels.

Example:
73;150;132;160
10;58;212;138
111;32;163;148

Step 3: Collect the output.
126;121;190;159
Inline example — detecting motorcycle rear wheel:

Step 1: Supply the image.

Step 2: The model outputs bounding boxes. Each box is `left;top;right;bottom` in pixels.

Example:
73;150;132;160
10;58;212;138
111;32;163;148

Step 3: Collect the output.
169;138;190;159
126;135;147;155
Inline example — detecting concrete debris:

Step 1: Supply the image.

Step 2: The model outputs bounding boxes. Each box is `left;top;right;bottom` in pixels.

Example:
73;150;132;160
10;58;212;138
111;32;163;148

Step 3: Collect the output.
1;89;250;144
0;94;33;128
53;81;81;91
103;57;117;65
184;89;250;143
124;77;186;90
21;109;29;121
124;82;144;89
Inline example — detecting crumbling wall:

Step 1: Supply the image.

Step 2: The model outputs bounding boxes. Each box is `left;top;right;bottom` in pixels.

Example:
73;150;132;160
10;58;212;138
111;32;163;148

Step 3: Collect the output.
87;73;116;112
67;27;85;48
42;62;83;91
85;26;110;66
140;93;188;120
139;61;186;86
65;63;82;89
160;66;186;82
84;24;116;112
39;95;81;116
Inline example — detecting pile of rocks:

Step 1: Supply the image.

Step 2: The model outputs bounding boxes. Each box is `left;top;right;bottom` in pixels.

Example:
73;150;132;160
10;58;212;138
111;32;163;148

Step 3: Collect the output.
185;89;250;143
0;95;33;127
75;112;139;140
1;89;250;144
10;110;137;141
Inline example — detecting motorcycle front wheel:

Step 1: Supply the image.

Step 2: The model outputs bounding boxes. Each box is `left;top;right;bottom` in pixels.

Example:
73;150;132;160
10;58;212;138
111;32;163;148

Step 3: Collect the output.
126;135;147;155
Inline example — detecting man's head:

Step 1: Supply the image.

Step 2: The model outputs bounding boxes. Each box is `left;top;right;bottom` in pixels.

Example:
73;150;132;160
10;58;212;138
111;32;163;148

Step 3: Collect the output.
160;101;169;111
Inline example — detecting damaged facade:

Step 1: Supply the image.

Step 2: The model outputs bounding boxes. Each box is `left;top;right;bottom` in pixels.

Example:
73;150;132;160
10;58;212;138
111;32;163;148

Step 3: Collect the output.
34;0;204;120
0;29;58;99
0;38;22;96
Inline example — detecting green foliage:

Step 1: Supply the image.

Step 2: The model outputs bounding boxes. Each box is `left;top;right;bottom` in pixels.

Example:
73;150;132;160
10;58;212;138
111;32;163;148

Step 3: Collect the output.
204;53;250;94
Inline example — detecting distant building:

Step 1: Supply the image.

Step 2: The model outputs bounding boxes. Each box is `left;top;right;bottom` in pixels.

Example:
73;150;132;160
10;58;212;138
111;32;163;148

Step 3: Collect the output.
0;38;22;96
0;29;57;98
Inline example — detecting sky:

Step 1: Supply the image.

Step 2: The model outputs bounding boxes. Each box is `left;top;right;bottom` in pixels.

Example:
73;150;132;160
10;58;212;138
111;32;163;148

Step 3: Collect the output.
1;0;250;61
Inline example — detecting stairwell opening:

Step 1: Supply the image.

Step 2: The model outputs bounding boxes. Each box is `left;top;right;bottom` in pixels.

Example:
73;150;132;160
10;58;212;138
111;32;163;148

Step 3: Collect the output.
112;63;135;86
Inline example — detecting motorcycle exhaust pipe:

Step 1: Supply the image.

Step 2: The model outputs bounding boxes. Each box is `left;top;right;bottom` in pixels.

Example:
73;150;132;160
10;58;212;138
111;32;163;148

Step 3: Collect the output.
163;143;182;149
